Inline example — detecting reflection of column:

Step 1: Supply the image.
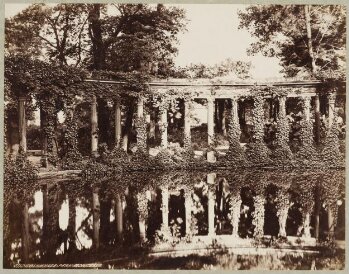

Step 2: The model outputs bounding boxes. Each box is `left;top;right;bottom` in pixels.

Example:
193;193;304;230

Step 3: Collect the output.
253;192;265;238
185;192;192;235
115;194;123;242
115;99;121;148
42;184;49;253
91;95;98;155
92;187;100;249
207;173;216;236
303;96;311;121
18;97;27;152
314;186;320;239
161;187;169;229
328;93;336;129
184;99;191;146
160;110;168;148
277;190;289;238
21;202;30;263
231;194;242;237
137;191;148;243
303;213;311;238
208;189;215;236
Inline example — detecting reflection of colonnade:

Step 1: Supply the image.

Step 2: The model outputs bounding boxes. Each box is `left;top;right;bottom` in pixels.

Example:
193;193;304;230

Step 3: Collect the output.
61;173;342;248
13;169;344;263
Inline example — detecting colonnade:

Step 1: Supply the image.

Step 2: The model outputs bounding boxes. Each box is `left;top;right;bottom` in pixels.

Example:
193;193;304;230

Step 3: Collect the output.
88;93;336;159
13;90;338;159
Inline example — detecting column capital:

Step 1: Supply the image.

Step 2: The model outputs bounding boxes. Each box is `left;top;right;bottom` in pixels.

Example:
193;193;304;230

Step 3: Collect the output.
207;97;214;104
229;95;239;101
328;93;336;103
91;94;97;103
302;95;311;104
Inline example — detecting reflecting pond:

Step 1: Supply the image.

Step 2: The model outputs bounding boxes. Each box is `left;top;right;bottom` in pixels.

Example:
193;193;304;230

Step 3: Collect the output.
5;169;345;269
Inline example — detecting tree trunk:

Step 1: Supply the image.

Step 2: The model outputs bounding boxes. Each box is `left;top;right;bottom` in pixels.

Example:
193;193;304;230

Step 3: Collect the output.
304;5;317;74
88;4;107;70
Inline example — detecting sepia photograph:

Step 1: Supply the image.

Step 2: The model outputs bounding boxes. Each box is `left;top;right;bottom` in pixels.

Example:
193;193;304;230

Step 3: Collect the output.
3;2;346;270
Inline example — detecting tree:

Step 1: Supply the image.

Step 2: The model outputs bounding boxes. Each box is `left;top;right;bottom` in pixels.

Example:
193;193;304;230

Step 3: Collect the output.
86;4;186;148
6;4;89;66
169;58;251;79
238;5;346;79
86;4;186;73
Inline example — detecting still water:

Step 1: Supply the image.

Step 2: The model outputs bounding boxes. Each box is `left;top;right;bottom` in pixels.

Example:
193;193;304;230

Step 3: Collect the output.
5;169;345;269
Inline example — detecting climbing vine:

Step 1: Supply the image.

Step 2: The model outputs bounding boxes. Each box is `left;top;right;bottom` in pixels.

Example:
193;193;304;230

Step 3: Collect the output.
273;96;293;164
245;92;271;165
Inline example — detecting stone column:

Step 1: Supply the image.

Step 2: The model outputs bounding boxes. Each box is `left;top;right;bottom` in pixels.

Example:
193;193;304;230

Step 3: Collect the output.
161;187;169;229
207;98;216;162
160;109;168;148
40;108;48;167
185;192;192;235
328;93;336;129
136;97;146;152
115;194;123;242
91;95;98;155
303;96;311;121
114;99;121;148
184;99;192;146
279;96;286;117
314;95;321;144
207;173;216;236
207;98;215;145
137;97;144;118
92;187;100;249
18;97;27;152
328;207;335;238
231;97;239;124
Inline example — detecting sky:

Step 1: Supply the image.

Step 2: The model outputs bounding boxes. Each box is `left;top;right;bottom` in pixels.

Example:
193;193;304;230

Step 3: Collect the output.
5;3;283;80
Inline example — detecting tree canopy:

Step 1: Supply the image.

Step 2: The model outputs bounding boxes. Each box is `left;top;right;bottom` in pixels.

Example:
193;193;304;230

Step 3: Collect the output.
238;5;346;80
6;3;187;76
